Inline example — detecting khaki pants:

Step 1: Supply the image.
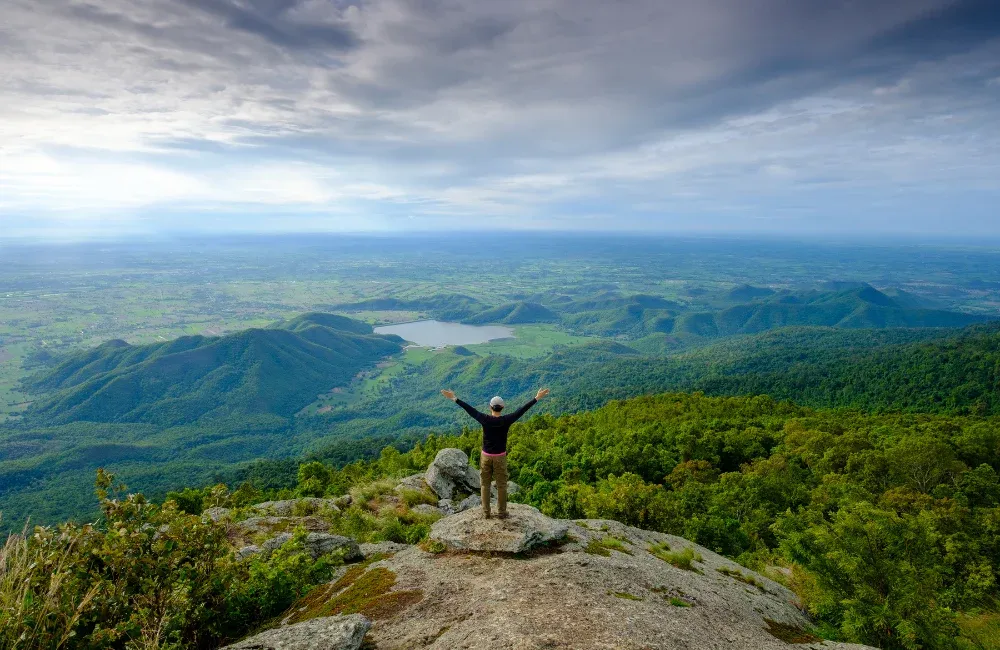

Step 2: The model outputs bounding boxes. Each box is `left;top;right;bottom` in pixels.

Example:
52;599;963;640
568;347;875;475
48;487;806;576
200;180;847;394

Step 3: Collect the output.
480;453;508;517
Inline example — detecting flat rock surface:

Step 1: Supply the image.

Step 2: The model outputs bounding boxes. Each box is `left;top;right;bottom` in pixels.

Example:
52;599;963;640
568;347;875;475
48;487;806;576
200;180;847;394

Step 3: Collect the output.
429;503;569;553
220;614;370;650
364;514;877;650
359;541;412;558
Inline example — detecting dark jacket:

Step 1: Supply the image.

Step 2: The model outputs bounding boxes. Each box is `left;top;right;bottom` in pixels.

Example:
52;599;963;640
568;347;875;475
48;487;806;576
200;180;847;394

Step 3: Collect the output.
455;398;537;454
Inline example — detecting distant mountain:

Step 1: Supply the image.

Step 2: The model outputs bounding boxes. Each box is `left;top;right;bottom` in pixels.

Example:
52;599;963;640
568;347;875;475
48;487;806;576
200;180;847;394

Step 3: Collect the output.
563;305;676;337
26;313;402;426
464;302;559;324
331;294;483;320
724;284;775;302
674;284;988;337
563;292;681;313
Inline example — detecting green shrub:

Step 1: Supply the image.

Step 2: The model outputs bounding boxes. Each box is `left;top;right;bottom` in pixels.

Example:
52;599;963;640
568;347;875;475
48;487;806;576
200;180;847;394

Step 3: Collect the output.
0;471;340;649
716;566;764;589
399;488;438;508
584;536;633;556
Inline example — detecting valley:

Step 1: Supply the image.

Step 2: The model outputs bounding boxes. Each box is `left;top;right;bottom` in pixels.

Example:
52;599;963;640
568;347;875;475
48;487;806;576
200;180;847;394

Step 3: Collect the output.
2;234;1000;529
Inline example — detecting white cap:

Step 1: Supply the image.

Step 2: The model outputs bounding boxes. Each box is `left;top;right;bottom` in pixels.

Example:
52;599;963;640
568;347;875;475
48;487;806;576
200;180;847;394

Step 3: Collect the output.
489;396;505;410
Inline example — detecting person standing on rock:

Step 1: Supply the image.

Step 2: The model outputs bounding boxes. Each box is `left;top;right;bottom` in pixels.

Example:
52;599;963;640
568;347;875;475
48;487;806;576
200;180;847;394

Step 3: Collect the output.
440;388;549;519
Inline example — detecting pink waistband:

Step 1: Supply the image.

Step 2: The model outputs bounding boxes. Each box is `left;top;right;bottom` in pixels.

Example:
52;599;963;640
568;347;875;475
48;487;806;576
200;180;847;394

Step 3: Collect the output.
481;450;507;457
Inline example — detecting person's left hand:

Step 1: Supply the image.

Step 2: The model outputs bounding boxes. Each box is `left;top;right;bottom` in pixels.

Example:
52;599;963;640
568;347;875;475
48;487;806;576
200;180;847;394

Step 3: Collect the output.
441;389;457;401
535;388;550;400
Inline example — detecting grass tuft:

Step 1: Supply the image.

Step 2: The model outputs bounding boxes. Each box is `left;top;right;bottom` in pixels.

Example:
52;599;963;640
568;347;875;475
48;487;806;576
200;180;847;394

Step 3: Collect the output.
717;566;765;590
648;542;702;572
290;566;422;622
585;535;632;557
418;538;447;554
398;488;438;508
958;611;1000;650
610;591;643;601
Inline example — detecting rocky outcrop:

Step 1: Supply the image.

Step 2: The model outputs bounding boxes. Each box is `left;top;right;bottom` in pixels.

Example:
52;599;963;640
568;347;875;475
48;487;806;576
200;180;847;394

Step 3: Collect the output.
356;511;877;650
359;541;412;558
220;614;370;650
230;515;333;550
260;532;363;562
393;473;429;493
251;498;341;517
230;474;877;650
202;506;231;522
235;545;262;560
424;448;480;500
429;503;569;553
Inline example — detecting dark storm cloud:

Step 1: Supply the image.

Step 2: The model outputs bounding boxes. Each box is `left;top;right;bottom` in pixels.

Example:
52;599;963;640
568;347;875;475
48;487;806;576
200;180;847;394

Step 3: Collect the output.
176;0;359;51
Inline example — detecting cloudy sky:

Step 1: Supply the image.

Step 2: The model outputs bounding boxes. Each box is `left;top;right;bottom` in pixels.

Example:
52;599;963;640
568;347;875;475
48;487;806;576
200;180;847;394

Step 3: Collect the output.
1;0;998;237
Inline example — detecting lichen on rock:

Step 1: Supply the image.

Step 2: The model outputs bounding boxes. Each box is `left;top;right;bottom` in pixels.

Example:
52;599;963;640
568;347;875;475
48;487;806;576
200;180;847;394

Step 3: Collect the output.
219;614;371;650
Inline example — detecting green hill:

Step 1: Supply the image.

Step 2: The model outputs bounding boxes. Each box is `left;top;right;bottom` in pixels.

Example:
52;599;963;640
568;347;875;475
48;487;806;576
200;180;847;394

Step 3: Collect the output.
331;294;483;320
674;285;987;337
558;323;1000;415
26;313;402;426
724;284;775;301
464;301;559;324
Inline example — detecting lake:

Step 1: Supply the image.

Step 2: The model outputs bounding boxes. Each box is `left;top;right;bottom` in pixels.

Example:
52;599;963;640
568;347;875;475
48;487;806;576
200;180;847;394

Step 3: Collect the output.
374;320;514;347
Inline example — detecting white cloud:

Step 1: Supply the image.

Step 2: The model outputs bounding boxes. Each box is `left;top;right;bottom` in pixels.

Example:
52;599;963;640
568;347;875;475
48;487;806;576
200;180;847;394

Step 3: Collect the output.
1;0;998;234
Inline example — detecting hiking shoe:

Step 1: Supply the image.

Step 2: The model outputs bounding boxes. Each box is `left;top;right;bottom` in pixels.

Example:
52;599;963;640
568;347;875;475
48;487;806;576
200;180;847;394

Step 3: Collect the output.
483;512;492;519
497;512;509;520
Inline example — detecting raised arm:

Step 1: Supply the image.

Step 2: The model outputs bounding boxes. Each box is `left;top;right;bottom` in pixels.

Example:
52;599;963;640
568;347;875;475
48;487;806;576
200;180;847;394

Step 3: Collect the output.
442;389;486;424
507;388;550;423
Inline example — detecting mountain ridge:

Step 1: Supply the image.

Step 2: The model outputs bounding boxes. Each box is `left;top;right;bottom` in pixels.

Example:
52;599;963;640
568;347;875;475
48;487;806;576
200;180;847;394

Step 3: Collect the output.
25;314;402;426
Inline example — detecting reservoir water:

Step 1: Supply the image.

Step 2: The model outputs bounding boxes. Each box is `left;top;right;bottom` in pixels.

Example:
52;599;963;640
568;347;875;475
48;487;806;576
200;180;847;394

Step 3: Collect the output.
374;320;514;347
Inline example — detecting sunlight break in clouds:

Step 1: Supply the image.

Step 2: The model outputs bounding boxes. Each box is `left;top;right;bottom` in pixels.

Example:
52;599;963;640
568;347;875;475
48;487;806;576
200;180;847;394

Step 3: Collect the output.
1;0;999;237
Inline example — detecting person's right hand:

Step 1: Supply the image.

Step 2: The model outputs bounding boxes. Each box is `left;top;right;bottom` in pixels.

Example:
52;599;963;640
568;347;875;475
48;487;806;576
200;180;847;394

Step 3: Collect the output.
535;388;550;400
441;389;457;401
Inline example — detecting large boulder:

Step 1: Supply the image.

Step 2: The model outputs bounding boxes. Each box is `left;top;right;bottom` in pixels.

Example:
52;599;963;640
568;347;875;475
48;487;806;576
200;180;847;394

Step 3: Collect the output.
261;532;362;561
251;498;340;517
220;614;370;650
202;506;231;522
424;448;480;500
234;517;330;535
411;503;443;517
394;472;429;493
236;545;262;560
429;503;569;553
